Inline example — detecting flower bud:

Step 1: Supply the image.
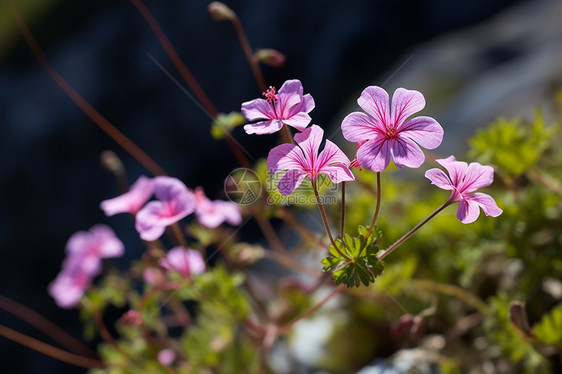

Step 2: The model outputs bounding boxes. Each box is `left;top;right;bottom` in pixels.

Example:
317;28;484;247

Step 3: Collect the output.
208;2;235;21
120;309;142;326
255;49;286;67
390;313;414;339
100;150;124;175
509;301;536;338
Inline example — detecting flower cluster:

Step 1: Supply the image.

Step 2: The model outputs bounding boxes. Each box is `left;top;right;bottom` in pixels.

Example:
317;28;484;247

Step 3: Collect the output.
242;79;502;225
48;225;124;308
49;176;241;308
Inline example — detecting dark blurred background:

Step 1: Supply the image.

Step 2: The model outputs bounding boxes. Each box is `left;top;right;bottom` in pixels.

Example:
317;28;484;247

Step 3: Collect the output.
3;0;559;372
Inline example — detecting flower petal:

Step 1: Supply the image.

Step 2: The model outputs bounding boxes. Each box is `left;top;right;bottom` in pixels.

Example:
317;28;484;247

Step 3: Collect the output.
391;88;425;127
302;93;315;112
294;125;323;165
322;164;355;183
356;138;391;172
267;143;305;172
399;116;443;150
357;86;390;126
241;98;273;121
436;156;468;186
278;79;304;97
100;176;154;216
461;162;495;193
341;112;380;142
244;119;284;135
457;198;481;224
425;168;454;191
283;112;311;131
468;192;503;218
277;169;308;195
390;137;425;169
317;140;351;170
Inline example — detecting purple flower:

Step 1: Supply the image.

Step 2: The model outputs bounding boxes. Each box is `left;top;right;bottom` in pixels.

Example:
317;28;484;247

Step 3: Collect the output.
135;177;196;241
341;86;443;171
425;155;503;224
159;247;206;278
194;187;242;228
267;124;355;195
242;79;315;135
48;225;124;308
100;176;154;216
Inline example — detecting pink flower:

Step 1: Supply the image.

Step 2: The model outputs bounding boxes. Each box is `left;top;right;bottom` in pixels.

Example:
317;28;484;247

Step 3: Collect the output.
100;176;154;216
267;124;355;195
135;177;196;241
48;256;92;309
194;187;242;228
242;79;315;135
65;224;125;276
425;155;503;224
159;247;206;278
341;86;443;171
157;349;176;366
49;225;124;308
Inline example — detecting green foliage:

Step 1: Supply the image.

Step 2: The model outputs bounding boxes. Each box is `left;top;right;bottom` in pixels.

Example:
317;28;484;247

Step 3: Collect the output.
210;112;246;139
321;225;384;287
534;303;562;348
484;294;550;373
469;110;558;178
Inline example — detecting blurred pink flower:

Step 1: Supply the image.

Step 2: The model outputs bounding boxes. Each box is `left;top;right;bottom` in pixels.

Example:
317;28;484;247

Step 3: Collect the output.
242;79;315;135
49;225;124;308
267;124;354;195
65;224;125;275
159;247;205;278
135;177;196;241
425;155;503;224
194;187;242;228
157;349;176;366
100;176;154;216
341;86;443;171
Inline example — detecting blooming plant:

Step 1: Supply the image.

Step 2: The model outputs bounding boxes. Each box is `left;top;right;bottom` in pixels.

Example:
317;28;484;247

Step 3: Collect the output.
6;2;562;374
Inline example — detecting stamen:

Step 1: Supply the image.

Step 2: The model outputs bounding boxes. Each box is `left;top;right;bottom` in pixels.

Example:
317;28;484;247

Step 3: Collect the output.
262;86;279;103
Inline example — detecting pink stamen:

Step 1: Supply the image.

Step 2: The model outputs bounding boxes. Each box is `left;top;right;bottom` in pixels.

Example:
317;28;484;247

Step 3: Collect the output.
263;86;279;103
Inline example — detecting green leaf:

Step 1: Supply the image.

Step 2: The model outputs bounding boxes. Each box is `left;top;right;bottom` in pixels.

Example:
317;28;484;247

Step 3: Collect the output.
321;226;384;288
533;303;562;347
211;112;246;140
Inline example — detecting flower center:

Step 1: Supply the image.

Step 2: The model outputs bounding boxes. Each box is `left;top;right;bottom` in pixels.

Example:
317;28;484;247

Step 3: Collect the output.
263;86;279;103
386;125;398;139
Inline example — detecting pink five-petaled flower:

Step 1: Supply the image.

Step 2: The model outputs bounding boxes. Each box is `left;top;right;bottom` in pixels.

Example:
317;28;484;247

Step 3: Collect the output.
135;177;196;241
100;176;154;216
194;187;242;228
48;225;124;308
425;155;503;224
159;247;206;278
267;124;355;195
341;86;443;172
242;79;315;135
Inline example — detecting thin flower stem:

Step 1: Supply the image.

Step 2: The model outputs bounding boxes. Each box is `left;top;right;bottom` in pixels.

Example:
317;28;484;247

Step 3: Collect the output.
340;182;346;239
229;14;267;92
281;124;294;144
129;0;218;117
278;284;345;334
313;182;350;261
171;223;188;249
0;295;97;358
0;325;106;369
90;304;118;349
366;172;381;239
377;201;451;261
10;2;167;177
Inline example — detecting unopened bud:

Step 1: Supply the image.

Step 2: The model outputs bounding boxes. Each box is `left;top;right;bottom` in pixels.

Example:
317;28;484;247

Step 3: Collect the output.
509;301;536;338
100;150;124;175
410;314;427;340
120;310;142;326
255;49;286;67
208;2;235;21
390;313;414;339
